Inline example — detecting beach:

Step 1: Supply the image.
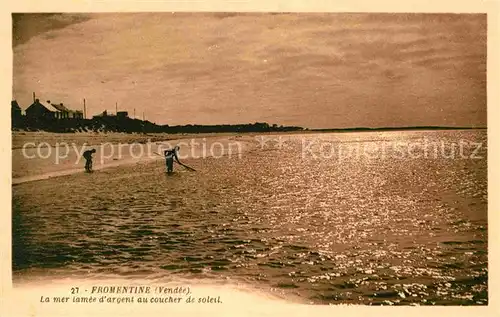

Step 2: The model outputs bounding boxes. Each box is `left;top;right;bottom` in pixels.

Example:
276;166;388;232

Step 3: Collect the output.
12;131;254;184
11;130;488;306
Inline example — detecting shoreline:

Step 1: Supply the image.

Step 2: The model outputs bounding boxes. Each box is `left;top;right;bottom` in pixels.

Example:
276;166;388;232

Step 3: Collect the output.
12;127;487;149
11;129;486;185
11;131;244;150
12;135;256;185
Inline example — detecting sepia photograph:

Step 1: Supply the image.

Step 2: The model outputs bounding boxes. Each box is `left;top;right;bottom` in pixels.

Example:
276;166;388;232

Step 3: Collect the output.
6;6;493;315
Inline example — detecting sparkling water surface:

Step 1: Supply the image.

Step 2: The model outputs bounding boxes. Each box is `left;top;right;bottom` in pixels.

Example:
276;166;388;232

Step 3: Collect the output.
12;130;487;305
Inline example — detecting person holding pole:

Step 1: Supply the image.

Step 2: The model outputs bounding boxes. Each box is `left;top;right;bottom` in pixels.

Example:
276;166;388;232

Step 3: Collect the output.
156;146;196;173
164;146;181;174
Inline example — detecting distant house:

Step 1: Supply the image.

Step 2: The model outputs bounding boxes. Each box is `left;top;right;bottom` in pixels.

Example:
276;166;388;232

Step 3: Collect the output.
93;110;129;120
11;100;23;127
117;111;128;118
11;100;22;118
26;99;83;120
51;103;69;118
72;110;84;119
93;110;108;118
26;99;58;120
52;102;83;119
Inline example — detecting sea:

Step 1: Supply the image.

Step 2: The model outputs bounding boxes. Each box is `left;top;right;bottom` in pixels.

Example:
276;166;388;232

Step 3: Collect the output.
12;130;488;305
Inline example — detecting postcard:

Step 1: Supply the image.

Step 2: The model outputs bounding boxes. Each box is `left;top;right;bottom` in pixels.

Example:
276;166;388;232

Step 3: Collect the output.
1;1;498;316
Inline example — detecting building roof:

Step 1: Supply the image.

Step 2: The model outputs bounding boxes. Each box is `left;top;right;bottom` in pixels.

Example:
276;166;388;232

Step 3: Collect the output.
94;110;109;117
29;99;83;114
36;100;60;112
52;103;70;112
11;100;21;110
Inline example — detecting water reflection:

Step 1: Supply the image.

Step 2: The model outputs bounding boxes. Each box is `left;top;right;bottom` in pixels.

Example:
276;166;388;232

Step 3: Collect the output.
12;131;487;305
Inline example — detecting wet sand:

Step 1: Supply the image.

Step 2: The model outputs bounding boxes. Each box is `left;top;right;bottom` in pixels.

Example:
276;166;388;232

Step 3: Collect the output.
12;132;254;184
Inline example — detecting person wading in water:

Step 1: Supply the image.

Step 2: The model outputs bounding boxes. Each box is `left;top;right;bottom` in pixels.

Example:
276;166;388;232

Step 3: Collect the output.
164;146;181;173
83;149;96;173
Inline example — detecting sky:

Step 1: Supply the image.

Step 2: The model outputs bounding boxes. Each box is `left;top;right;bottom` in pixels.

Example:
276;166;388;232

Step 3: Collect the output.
12;13;486;129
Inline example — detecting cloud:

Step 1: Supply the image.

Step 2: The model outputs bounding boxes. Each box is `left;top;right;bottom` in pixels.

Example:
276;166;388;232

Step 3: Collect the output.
12;13;486;128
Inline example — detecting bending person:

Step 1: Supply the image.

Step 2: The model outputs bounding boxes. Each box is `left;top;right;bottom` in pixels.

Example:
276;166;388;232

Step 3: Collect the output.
83;148;96;173
164;146;181;173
